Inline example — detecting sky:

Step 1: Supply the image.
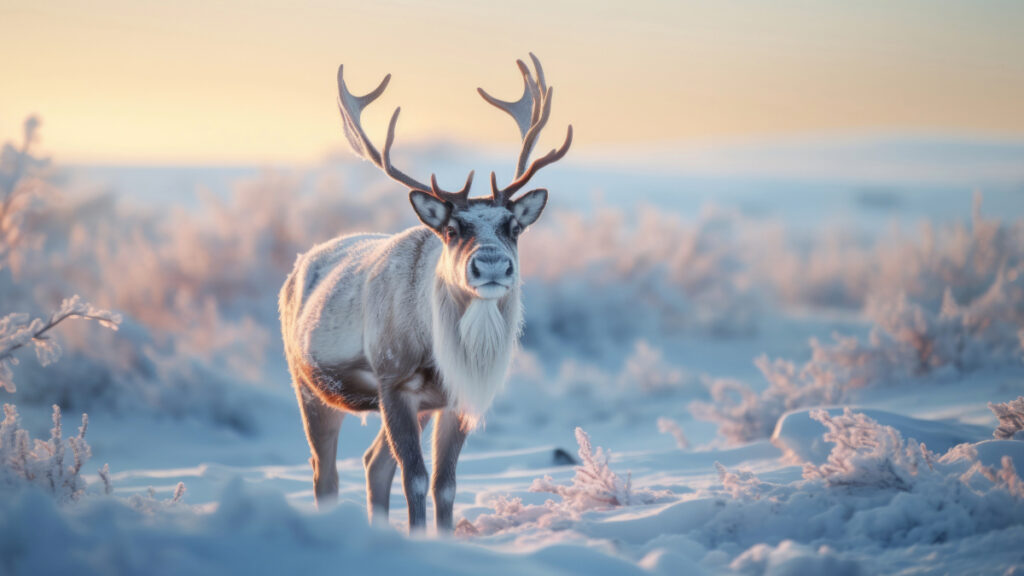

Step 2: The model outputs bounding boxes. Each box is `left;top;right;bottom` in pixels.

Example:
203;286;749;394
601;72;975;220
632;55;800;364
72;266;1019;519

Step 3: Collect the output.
1;0;1023;165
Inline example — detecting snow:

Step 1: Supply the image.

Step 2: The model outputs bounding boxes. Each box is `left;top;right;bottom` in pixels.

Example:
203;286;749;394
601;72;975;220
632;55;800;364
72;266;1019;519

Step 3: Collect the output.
772;407;993;465
2;127;1023;575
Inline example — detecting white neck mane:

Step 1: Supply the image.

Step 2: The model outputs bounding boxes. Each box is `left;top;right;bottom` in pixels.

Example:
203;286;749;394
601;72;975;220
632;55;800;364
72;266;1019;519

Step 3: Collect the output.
431;285;521;429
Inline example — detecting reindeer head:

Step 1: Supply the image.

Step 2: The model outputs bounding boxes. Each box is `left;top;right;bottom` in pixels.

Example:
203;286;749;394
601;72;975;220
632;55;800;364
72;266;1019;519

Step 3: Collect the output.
336;54;572;300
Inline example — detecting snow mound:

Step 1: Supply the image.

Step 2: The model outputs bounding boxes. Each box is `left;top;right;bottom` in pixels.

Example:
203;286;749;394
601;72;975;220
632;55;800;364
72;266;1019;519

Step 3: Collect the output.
0;479;628;576
772;407;991;465
729;540;862;576
970;440;1024;469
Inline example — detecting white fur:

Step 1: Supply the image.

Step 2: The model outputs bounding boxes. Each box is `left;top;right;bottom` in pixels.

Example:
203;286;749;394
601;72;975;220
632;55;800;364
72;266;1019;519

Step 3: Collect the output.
432;296;518;429
410;192;450;229
293;233;385;366
511;189;548;226
411;474;428;496
436;484;456;505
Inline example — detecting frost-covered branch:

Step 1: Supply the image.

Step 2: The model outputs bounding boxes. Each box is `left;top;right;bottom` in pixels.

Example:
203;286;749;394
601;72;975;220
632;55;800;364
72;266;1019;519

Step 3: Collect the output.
0;295;122;393
967;456;1024;499
989;396;1024;440
657;417;690;449
0;404;99;503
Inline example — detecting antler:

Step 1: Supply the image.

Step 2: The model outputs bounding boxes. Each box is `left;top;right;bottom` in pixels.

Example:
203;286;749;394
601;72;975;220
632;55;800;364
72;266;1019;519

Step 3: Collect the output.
337;65;474;206
478;53;573;205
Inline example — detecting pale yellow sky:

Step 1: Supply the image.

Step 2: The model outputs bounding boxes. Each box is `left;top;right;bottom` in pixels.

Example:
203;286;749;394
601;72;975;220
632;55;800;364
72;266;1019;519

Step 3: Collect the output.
1;0;1023;164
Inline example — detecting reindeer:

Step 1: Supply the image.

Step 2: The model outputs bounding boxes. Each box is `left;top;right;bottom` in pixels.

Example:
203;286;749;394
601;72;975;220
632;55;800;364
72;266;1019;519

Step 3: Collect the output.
278;54;571;532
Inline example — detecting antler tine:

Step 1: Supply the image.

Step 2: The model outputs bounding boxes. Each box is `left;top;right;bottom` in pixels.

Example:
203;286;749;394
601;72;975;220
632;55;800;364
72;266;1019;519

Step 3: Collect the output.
478;56;552;179
337;65;391;167
338;64;474;201
516;85;553;177
490;124;572;205
484;54;572;205
429;171;475;207
477;62;537;140
381;107;432;192
529;52;547;97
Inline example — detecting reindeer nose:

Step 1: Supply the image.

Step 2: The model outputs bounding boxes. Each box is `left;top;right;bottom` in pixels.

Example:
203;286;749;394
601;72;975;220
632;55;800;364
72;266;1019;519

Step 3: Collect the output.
469;251;514;282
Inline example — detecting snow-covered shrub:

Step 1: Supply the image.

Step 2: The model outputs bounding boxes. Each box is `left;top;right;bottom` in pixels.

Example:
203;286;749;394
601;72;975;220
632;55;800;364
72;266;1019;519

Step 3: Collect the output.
867;272;1024;373
0;122;322;427
465;409;1024;564
898;193;1024;311
802;408;929;490
80;171;404;329
675;410;1024;565
520;205;760;357
619;341;696;396
693;270;1024;443
522;192;1022;357
791;409;1024;499
460;427;667;537
989;396;1024;440
128;482;188;514
691;367;842;444
715;461;770;501
767;192;1024;312
0;404;100;504
530;427;643;509
454;494;552;537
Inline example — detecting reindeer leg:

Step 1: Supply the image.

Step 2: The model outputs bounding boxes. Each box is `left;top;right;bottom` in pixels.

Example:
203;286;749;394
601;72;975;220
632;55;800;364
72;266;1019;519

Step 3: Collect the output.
295;385;344;507
431;409;467;532
363;425;397;525
379;380;428;531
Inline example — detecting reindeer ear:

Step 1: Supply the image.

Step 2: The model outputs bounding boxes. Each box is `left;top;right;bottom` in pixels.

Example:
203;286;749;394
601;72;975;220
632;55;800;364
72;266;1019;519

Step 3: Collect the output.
409;191;451;232
511;188;548;227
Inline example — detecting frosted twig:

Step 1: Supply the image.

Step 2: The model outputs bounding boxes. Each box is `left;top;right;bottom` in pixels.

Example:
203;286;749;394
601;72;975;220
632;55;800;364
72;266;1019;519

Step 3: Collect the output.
989;396;1024;440
0;295;122;393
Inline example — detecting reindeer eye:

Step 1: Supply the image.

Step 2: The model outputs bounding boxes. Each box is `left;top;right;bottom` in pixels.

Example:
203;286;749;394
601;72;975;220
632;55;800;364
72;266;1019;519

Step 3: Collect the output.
444;225;458;242
511;222;523;240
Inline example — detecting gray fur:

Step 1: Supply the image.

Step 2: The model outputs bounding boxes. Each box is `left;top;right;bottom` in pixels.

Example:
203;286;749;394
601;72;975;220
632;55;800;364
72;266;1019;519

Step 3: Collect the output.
280;201;535;530
431;410;468;530
307;55;567;533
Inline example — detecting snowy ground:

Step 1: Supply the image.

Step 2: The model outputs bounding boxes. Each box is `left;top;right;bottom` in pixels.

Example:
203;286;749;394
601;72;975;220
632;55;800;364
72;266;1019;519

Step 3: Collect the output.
2;136;1024;575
